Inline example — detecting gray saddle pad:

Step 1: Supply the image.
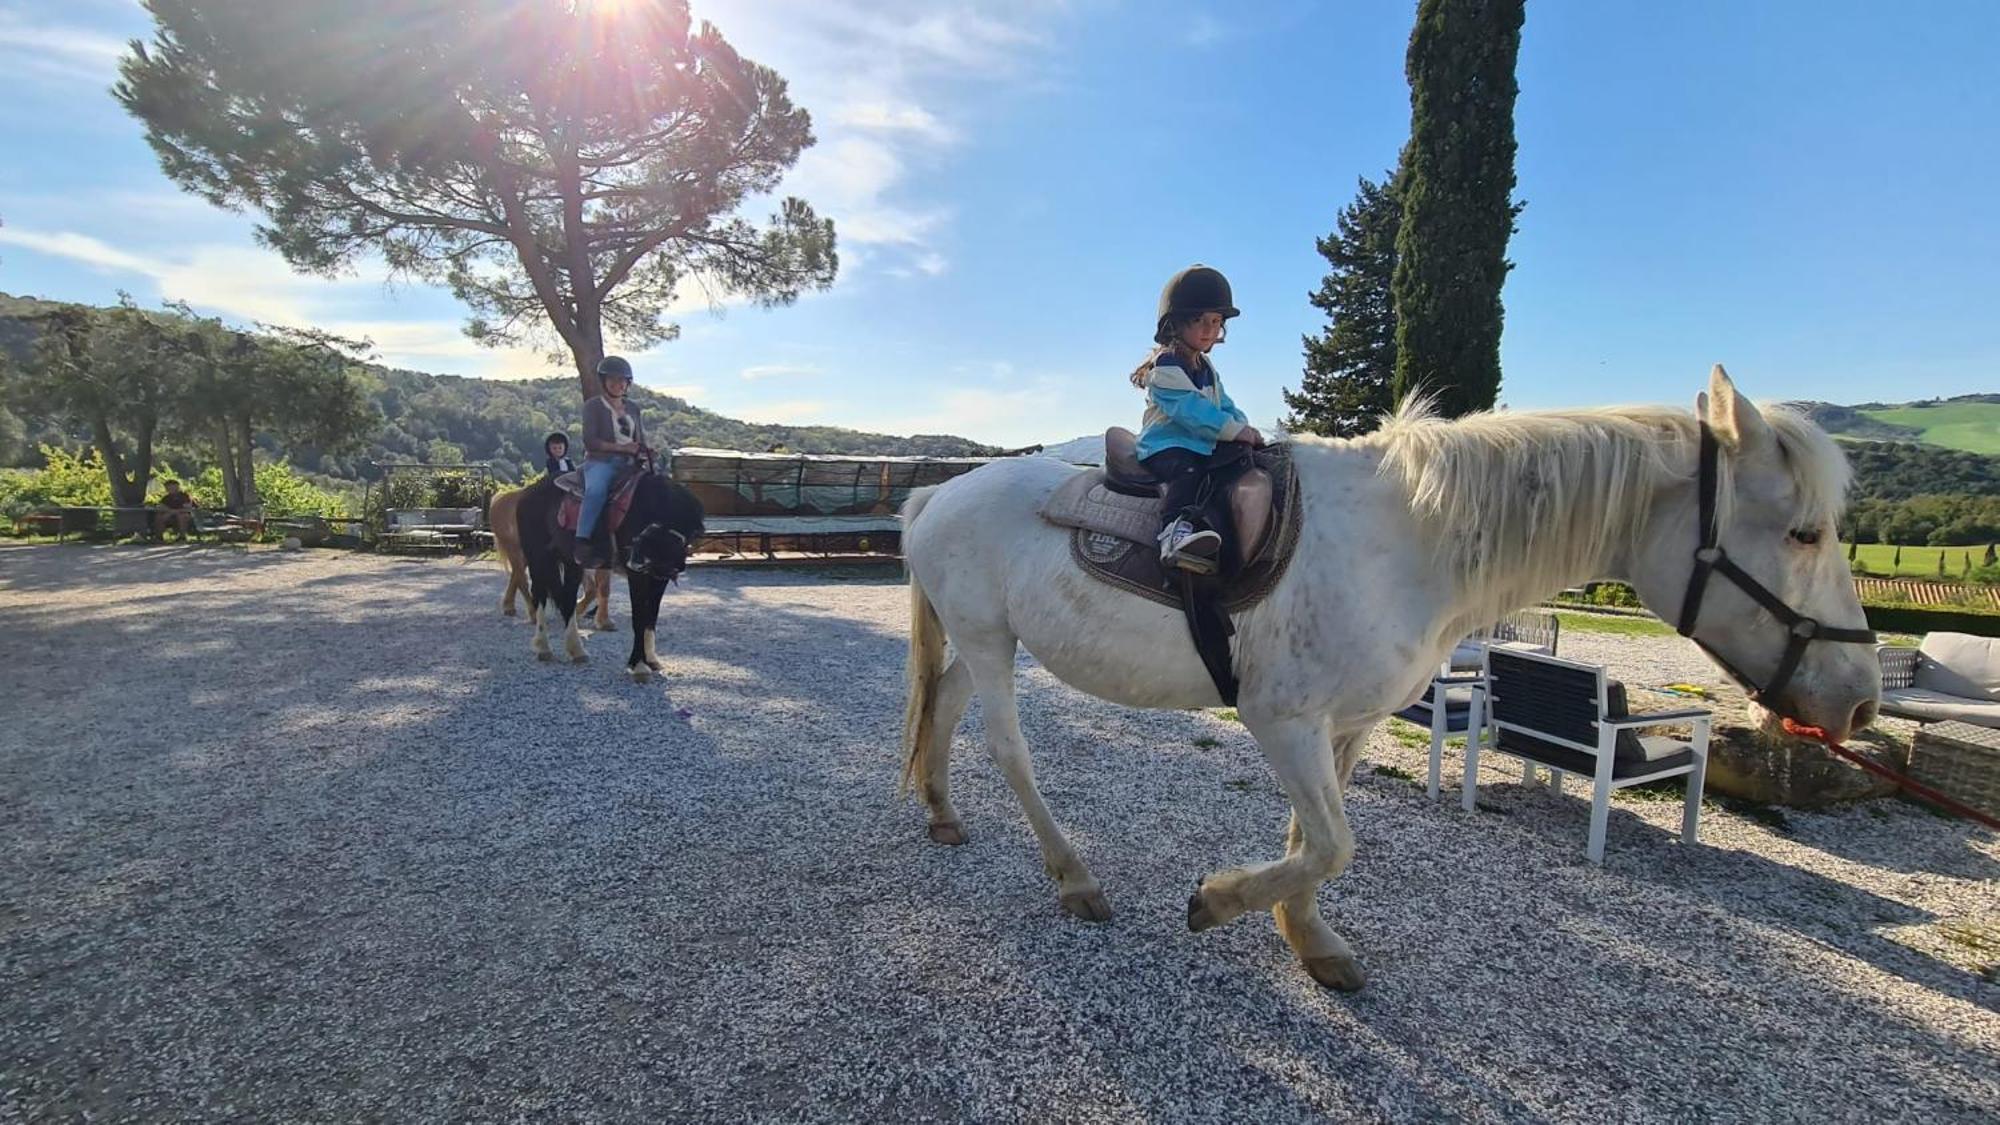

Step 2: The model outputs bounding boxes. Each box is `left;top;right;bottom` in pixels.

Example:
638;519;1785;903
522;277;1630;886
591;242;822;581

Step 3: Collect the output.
1039;446;1301;613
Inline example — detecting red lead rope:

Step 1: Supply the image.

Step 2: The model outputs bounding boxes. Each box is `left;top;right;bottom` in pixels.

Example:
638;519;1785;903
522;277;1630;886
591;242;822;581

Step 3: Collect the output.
1780;718;2000;832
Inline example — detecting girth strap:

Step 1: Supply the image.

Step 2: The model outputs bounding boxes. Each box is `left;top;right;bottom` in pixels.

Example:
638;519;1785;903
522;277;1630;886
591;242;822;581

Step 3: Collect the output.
1178;571;1239;706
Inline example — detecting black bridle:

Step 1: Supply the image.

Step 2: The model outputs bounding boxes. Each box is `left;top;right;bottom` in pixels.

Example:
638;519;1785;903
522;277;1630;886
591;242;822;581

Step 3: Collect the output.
1675;423;1876;704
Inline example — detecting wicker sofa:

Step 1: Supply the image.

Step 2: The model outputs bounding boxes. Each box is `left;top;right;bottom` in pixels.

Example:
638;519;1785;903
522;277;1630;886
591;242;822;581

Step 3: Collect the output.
1877;632;2000;729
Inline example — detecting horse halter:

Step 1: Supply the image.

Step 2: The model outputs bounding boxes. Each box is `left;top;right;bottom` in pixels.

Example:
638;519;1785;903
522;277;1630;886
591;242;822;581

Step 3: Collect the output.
630;526;689;581
1675;422;1875;704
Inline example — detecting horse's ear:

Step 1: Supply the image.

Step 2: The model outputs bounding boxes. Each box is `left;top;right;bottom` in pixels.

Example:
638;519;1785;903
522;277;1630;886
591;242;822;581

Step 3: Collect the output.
1704;364;1772;453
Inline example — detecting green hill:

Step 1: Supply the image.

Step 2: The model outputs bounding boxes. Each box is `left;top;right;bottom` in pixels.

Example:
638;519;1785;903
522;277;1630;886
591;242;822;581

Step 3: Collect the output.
1799;395;2000;455
1855;401;2000;455
0;292;998;481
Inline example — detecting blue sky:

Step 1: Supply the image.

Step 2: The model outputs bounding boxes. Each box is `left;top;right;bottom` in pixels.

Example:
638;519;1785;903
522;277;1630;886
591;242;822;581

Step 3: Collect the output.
2;0;1995;448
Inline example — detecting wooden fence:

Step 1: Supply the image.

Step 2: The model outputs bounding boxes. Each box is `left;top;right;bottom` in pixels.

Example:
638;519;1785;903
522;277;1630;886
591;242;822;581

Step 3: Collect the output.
1853;577;2000;609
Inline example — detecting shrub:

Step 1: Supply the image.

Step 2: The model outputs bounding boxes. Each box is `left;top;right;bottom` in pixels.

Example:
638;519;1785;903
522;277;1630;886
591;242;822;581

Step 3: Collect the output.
1864;604;2000;638
0;445;115;519
1587;581;1643;608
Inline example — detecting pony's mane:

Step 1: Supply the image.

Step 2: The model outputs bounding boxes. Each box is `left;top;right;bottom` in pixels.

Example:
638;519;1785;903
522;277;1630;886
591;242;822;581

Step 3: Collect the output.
1294;397;1849;626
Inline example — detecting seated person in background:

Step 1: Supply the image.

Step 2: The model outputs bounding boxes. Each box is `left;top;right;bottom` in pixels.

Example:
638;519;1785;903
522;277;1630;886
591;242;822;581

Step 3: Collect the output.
153;479;195;540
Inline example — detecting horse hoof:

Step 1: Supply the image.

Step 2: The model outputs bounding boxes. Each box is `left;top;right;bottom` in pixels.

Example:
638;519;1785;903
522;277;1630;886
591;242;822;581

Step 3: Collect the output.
645;660;665;674
927;821;967;846
570;653;588;665
1060;888;1112;923
502;608;516;618
629;665;652;683
1302;955;1366;992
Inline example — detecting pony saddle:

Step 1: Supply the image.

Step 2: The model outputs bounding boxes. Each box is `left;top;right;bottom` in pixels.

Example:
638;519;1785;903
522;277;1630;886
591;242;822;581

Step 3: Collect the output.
553;466;645;536
1038;427;1300;615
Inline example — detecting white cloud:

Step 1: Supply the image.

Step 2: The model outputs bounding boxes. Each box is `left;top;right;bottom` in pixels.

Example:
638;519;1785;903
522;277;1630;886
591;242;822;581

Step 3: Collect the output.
832;101;958;145
0;228;156;275
647;383;707;399
732;399;833;425
740;363;822;381
1184;13;1226;48
699;0;1079;281
0;223;558;378
0;11;127;85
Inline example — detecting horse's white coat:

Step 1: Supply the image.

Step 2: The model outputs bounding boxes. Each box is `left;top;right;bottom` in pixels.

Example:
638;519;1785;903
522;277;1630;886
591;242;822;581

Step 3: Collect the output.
899;368;1878;989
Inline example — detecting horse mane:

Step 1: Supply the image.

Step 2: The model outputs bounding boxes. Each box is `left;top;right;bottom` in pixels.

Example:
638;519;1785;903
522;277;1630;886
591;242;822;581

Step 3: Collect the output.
1297;397;1850;626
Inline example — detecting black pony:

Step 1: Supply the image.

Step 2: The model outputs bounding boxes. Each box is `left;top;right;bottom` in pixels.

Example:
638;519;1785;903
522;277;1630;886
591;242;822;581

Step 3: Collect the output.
516;468;705;680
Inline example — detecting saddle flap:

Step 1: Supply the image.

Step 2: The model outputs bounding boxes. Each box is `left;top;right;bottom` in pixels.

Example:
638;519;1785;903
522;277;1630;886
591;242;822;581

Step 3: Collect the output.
1230;468;1273;567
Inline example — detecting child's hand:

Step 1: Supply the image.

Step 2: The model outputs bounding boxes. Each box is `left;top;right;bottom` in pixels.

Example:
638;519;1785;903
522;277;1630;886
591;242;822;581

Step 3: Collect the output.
1237;426;1265;447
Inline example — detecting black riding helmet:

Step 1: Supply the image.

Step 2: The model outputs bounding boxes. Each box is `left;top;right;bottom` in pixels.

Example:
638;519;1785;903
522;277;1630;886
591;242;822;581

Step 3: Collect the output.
1153;265;1240;344
544;431;570;454
596;355;634;383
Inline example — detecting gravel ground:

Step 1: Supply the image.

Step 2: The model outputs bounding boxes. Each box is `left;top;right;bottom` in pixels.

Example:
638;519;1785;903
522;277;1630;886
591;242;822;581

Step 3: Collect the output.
2;544;1996;1123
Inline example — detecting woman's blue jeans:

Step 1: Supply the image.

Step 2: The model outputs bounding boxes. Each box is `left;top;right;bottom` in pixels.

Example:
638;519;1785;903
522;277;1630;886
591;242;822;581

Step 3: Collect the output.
576;457;628;539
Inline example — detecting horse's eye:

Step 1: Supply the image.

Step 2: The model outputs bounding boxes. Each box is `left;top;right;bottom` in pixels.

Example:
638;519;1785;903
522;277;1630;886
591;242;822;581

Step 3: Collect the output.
1789;528;1822;546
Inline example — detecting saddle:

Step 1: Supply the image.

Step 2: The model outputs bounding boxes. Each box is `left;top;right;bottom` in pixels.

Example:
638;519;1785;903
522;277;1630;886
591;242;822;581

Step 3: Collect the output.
1039;429;1303;706
554;465;645;536
1040;428;1300;613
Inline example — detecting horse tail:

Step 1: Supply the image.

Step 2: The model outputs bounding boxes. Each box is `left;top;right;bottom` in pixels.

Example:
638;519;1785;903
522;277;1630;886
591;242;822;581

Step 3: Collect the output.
899;486;947;796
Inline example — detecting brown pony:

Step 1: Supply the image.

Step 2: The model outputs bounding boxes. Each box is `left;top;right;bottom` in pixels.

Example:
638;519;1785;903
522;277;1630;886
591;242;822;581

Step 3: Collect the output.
491;484;613;630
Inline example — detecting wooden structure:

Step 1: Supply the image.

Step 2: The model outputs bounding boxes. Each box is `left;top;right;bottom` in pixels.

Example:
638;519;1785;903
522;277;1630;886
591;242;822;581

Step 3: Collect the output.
666;448;997;559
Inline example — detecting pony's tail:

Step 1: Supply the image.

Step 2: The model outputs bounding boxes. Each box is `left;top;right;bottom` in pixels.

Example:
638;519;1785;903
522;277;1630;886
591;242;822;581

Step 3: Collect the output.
899;486;947;796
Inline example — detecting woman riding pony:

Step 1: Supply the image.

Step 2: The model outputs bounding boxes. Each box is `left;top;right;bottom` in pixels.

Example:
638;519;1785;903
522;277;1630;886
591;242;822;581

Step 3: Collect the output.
575;355;649;568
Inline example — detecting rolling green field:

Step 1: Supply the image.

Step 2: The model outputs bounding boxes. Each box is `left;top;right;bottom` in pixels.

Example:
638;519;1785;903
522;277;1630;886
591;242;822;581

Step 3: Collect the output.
1851;542;1996;577
1859;403;2000;455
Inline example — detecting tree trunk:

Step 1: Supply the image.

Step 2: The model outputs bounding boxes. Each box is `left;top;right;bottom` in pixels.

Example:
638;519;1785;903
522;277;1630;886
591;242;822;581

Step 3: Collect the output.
91;412;146;508
215;419;242;511
558;141;607;403
570;331;607;402
235;413;260;514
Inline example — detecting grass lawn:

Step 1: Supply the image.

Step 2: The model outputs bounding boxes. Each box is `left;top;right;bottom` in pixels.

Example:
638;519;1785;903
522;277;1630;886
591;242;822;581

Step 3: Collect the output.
1859;403;2000;455
1850;542;1997;578
1550;609;1676;637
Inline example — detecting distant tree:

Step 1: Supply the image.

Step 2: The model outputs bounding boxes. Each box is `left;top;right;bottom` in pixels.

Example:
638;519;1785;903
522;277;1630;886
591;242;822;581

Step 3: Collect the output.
118;0;837;400
1284;174;1402;437
1;299;191;508
175;316;378;511
1391;0;1526;418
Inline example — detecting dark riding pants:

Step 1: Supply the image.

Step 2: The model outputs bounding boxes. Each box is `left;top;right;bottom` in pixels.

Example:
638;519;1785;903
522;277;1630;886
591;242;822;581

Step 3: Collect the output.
1142;443;1253;528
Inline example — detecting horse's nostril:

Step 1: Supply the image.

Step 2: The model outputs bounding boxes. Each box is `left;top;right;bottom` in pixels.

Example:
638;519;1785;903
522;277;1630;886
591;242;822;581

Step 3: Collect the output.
1851;700;1878;733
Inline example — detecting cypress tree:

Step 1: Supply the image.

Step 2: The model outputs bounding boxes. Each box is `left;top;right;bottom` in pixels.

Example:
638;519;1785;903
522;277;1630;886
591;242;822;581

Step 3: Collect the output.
1391;0;1526;417
1283;175;1403;437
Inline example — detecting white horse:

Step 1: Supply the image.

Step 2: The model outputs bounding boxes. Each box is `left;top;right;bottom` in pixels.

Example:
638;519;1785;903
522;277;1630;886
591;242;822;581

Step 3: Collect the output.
898;367;1879;991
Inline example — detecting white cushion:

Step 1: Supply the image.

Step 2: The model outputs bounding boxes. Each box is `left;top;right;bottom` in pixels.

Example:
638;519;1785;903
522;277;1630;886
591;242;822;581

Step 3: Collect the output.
1880;687;2000;728
1914;632;2000;703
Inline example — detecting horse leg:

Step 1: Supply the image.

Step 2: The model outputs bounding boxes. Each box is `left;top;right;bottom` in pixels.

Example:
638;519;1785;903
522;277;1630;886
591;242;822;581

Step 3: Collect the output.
501;555;524;617
555;562;587;663
1188;719;1359;974
912;658;974;845
528;559;554;662
641;580;666;673
593;569;615;631
624;574;657;682
961;642;1110;922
